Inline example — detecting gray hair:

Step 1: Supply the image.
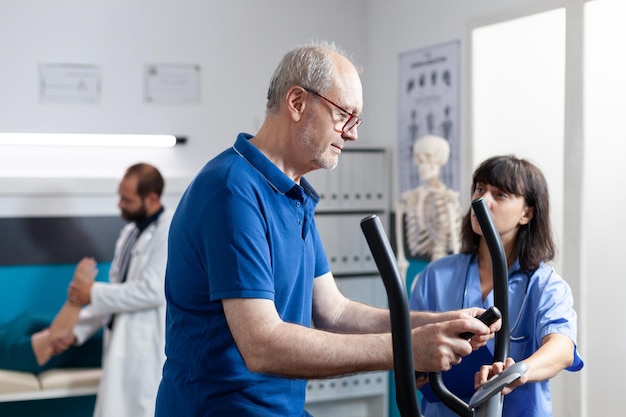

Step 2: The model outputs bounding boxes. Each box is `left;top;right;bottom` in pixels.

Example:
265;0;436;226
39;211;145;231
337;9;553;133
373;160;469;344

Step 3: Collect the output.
265;41;350;113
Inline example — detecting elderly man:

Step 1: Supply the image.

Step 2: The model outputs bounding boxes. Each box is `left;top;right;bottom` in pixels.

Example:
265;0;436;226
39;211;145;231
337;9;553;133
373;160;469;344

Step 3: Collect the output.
155;42;498;417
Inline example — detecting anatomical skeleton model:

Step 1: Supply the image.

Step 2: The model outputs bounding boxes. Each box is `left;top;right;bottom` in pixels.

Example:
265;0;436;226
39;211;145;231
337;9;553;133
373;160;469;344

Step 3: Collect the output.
396;135;462;283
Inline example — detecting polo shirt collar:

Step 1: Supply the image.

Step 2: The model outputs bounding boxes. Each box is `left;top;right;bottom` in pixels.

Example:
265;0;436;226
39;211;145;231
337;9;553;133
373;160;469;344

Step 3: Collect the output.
232;132;320;203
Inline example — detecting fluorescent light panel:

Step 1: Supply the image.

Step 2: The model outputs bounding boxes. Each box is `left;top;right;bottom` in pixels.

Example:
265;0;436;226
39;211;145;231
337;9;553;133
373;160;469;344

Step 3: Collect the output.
0;133;180;147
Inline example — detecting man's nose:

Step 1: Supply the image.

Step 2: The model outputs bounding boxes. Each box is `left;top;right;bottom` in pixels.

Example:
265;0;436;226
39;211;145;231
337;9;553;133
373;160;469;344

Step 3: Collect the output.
342;125;359;141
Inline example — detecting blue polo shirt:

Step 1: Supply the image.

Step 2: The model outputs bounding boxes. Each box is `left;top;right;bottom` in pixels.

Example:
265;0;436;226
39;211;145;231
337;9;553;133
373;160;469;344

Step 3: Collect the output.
156;133;330;416
409;253;584;417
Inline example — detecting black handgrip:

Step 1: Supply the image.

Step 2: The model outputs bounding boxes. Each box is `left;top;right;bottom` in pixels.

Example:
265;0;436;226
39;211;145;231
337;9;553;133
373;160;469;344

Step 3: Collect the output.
459;306;502;339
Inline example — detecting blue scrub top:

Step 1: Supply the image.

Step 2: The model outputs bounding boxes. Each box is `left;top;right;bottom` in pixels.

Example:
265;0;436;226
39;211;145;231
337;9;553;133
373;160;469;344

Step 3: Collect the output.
409;253;584;417
156;133;330;417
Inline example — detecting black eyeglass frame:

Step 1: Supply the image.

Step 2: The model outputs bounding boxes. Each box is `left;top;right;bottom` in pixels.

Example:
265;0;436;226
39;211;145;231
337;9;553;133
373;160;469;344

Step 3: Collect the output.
303;87;363;133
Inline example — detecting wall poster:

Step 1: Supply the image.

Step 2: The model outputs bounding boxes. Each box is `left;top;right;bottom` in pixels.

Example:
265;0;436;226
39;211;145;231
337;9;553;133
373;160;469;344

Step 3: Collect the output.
145;63;201;104
39;63;101;104
397;40;461;194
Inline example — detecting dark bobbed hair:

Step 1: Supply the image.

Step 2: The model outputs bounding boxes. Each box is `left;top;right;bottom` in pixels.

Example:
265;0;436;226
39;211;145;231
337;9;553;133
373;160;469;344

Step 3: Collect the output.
460;155;555;271
124;163;164;199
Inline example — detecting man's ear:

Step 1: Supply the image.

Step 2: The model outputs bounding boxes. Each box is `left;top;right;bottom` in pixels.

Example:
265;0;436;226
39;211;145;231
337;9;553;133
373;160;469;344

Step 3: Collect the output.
145;192;161;210
286;86;307;122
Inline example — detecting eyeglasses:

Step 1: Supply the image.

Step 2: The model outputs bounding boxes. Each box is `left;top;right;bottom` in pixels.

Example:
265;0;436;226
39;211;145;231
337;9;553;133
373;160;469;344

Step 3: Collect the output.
303;87;363;133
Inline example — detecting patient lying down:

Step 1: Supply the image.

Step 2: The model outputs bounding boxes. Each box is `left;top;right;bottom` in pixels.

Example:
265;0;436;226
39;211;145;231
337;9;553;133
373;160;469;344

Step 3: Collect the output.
1;258;102;374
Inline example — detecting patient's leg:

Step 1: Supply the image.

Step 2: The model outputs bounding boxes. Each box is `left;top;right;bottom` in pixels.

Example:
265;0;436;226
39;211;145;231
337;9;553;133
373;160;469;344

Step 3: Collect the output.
0;315;50;372
30;328;54;366
32;258;98;365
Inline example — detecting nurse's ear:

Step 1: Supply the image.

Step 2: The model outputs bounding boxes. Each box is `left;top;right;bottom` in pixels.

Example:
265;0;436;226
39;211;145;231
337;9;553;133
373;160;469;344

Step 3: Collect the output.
519;206;534;225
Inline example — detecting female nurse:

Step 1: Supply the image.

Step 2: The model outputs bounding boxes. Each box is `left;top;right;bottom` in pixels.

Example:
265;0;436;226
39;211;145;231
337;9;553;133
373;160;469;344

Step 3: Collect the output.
409;155;584;417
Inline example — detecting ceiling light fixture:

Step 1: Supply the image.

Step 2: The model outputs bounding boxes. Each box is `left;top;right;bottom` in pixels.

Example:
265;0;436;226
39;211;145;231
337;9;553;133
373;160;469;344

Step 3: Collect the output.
0;133;186;147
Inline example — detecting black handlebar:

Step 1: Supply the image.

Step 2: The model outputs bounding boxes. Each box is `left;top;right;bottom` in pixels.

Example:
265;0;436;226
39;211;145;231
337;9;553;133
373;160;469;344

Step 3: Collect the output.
360;214;421;417
427;197;510;416
360;198;513;417
471;198;510;363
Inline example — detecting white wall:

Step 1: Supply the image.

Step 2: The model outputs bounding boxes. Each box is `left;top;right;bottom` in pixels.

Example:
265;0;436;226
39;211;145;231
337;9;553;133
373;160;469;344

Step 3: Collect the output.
0;0;368;181
471;7;566;262
583;1;626;414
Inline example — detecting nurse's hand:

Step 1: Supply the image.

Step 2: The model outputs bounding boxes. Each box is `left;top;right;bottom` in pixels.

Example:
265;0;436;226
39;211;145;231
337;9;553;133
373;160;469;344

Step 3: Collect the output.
474;357;526;395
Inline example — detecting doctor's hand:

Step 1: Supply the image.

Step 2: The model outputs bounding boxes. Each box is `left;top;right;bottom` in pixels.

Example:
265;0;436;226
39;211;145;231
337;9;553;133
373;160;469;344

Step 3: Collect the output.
51;333;77;355
68;279;93;306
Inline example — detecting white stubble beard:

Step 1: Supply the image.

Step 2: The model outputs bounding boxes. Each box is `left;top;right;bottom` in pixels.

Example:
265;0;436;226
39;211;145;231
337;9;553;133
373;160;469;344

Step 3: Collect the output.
300;125;339;171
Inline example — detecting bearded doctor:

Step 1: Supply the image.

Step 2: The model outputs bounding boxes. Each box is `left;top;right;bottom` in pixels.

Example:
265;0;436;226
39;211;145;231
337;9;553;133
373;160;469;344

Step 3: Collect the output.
67;162;172;417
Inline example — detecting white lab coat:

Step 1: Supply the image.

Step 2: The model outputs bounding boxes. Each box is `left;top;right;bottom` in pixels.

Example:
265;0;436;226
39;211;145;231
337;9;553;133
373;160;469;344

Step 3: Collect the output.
73;209;172;417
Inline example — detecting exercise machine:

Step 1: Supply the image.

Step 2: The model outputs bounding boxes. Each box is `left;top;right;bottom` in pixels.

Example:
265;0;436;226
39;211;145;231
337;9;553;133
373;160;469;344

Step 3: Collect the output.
360;197;528;417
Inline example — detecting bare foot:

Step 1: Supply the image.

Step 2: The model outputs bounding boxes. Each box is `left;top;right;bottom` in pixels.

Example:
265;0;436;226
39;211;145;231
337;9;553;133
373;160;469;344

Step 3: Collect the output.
73;257;98;285
48;258;97;341
31;329;54;366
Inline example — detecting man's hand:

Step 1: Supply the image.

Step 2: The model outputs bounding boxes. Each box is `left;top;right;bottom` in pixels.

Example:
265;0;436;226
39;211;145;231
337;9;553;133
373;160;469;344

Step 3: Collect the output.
414;372;429;389
411;317;493;372
465;308;501;350
436;308;501;350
